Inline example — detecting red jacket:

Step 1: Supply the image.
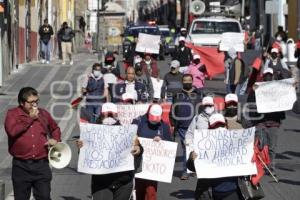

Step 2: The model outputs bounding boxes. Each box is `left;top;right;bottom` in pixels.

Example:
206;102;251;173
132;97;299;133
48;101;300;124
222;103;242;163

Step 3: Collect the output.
5;106;61;160
140;59;159;77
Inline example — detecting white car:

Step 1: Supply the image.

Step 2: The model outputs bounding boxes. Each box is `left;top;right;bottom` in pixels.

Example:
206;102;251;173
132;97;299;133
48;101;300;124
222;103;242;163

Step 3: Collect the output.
187;16;243;47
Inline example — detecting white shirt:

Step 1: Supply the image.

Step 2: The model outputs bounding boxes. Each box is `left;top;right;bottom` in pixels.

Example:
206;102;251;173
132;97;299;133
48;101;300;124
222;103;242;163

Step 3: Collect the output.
125;81;138;100
151;77;163;99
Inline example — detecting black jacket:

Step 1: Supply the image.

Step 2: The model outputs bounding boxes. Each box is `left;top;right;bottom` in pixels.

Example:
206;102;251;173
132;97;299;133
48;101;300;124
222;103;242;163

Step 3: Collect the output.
172;46;193;67
58;27;75;42
39;24;54;44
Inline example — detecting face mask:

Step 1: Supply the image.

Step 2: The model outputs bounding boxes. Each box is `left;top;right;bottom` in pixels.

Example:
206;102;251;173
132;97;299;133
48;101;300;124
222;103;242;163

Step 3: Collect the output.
170;67;177;73
149;121;159;125
179;42;185;47
194;59;200;65
271;53;278;59
225;107;238;117
276;36;282;41
204;106;214;115
145;60;151;65
93;70;101;77
183;83;193;90
263;74;273;82
102;117;117;125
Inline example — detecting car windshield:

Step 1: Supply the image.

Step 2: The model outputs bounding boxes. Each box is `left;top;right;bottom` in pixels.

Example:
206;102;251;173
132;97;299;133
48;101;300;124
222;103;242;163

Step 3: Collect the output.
125;27;160;37
191;21;240;34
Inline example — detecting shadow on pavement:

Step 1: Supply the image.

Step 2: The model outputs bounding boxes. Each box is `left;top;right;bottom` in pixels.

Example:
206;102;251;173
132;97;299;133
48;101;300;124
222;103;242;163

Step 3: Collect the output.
275;154;291;160
61;196;82;200
279;179;300;185
284;128;300;133
282;151;300;158
170;189;195;199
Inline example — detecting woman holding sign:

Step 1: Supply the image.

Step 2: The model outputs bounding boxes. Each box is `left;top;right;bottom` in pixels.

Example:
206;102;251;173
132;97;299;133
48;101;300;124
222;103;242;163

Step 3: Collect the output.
76;102;143;200
133;104;172;200
187;113;243;200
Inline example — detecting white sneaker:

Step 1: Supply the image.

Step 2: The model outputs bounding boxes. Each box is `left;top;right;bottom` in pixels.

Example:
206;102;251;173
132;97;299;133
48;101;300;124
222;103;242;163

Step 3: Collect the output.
41;59;45;64
70;60;74;65
46;61;50;64
62;62;66;65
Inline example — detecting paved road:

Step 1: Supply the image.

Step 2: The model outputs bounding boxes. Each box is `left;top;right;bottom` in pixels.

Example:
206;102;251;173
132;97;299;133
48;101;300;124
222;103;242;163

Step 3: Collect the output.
0;52;299;200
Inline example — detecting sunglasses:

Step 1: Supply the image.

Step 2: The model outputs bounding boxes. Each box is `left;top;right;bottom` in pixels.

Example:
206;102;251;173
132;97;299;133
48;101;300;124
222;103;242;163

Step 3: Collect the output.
26;99;40;105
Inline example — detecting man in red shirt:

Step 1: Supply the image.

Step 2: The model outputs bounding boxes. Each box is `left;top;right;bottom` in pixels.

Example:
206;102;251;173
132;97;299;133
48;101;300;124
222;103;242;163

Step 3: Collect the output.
4;87;61;200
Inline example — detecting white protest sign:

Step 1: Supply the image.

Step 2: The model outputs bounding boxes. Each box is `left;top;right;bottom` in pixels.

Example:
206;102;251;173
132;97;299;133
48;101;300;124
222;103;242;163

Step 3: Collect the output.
219;32;245;52
135;33;161;54
255;78;296;113
194;127;257;178
117;104;150;125
78;123;137;174
151;77;164;99
135;137;177;183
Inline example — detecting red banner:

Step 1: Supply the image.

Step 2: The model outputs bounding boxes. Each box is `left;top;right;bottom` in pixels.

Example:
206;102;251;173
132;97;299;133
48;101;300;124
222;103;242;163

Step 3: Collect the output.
186;43;225;77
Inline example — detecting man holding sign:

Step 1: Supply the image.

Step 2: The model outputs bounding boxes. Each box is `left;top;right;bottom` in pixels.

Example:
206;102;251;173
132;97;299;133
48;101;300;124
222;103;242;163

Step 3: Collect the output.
76;103;143;200
133;104;172;200
187;113;253;200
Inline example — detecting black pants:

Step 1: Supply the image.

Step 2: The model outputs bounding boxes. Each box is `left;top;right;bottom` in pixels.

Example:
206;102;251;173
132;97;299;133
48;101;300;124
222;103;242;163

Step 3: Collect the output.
213;190;241;200
12;158;52;200
92;179;133;200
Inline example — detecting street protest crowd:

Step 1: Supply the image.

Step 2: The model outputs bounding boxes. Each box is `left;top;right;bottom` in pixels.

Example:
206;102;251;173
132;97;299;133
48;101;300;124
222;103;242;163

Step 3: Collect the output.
4;20;300;200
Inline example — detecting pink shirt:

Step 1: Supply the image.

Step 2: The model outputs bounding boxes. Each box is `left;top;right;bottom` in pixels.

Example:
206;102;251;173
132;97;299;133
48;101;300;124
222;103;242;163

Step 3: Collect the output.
186;63;206;88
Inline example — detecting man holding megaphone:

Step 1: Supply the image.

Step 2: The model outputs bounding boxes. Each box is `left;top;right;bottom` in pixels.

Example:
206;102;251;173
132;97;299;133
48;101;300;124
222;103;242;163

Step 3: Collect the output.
4;87;61;200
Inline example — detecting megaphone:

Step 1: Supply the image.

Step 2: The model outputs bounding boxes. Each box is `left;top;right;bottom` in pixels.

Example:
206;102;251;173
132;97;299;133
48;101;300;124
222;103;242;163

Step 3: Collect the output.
190;0;206;15
48;142;72;169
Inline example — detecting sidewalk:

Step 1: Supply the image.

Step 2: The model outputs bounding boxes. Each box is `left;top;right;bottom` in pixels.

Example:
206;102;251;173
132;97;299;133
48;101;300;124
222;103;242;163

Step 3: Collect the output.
0;51;98;199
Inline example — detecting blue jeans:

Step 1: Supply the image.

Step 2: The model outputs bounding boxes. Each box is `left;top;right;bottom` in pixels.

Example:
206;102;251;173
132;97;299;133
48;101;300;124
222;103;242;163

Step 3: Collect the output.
226;84;236;94
86;103;102;123
41;41;51;61
177;127;188;175
235;79;249;97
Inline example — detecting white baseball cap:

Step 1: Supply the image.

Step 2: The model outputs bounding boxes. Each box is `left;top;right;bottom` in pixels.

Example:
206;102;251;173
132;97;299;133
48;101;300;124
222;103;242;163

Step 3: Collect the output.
170;60;180;68
271;48;279;53
202;96;214;106
209;113;226;127
101;102;117;114
193;54;201;60
263;68;274;75
179;36;186;42
148;104;163;122
180;28;187;31
225;93;238;104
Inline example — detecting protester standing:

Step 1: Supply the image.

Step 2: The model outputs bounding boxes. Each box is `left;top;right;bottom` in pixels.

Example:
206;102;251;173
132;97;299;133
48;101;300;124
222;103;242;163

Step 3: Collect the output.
170;74;203;180
111;67;147;103
4;87;61;200
140;53;159;77
76;102;143;200
172;37;193;73
82;63;108;123
133;104;172;200
161;60;183;102
38;19;54;64
186;54;207;91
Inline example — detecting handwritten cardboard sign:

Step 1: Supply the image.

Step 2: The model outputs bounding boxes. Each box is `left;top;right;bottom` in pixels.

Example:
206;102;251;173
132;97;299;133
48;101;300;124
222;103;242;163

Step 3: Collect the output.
117;104;150;125
135;137;178;183
135;33;161;54
219;32;245;52
78;123;137;174
194;127;257;178
255;78;296;113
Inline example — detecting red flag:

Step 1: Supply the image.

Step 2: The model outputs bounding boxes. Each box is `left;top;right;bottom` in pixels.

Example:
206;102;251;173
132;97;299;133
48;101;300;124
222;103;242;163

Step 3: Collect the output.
251;57;262;70
71;97;83;108
296;40;300;49
186;43;225;77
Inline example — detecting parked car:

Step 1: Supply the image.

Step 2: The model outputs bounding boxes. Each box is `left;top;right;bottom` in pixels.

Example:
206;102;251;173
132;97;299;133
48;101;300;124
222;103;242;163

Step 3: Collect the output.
186;16;242;47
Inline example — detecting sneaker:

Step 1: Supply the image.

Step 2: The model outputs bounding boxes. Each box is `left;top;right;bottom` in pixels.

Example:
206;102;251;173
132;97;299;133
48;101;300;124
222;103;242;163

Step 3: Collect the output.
46;61;50;64
41;59;45;64
70;60;74;65
62;62;66;65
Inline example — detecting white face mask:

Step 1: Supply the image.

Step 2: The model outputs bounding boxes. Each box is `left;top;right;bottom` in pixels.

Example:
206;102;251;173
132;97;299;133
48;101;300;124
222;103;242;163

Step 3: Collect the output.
93;70;101;78
276;36;282;41
102;117;117;125
145;60;151;65
204;107;215;115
